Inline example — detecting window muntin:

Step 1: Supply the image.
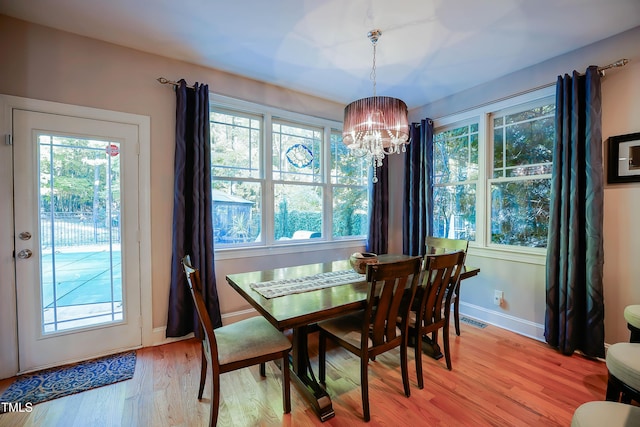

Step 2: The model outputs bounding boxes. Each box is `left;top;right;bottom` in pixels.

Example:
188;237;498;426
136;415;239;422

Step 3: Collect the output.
210;110;261;179
210;98;368;249
433;123;479;241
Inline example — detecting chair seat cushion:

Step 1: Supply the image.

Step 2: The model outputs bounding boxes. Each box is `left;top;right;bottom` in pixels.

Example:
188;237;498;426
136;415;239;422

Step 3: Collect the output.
571;401;640;427
624;305;640;329
606;342;640;391
215;316;291;366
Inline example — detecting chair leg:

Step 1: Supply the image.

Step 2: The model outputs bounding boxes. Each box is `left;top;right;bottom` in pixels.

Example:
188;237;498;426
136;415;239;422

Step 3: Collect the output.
259;362;266;377
414;328;424;389
210;372;220;427
318;331;327;384
630;324;640;343
282;353;291;414
361;357;370;422
606;374;621;401
454;296;461;336
400;340;411;397
443;321;452;371
198;344;207;399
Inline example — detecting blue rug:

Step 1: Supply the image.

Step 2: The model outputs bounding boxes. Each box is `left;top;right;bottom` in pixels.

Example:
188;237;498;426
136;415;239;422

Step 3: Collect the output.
0;351;136;413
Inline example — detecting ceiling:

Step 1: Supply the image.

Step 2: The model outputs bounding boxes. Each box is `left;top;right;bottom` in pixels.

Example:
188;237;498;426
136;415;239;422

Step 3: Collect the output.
2;0;639;109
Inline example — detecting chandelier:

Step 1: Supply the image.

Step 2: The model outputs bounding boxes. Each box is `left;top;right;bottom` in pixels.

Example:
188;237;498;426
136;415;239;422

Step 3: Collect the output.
342;29;409;183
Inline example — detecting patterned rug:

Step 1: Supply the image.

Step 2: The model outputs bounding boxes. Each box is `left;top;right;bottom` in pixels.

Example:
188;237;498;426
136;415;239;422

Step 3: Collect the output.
0;351;136;413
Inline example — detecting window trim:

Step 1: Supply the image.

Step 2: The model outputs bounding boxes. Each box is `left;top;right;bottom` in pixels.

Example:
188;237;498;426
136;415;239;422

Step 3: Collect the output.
210;94;367;257
433;86;555;263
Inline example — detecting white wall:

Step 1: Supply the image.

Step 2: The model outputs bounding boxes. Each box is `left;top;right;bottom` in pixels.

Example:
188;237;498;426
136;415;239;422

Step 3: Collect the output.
406;26;640;344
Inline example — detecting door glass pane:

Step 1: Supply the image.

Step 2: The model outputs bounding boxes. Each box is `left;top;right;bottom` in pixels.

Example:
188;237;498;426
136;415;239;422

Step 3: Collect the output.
39;134;122;333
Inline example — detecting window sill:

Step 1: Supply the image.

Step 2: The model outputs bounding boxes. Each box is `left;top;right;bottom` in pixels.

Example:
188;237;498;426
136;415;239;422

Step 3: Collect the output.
468;245;547;266
214;238;367;261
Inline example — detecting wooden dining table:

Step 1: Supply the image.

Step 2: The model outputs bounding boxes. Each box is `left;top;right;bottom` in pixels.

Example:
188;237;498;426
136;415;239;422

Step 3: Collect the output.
226;254;480;422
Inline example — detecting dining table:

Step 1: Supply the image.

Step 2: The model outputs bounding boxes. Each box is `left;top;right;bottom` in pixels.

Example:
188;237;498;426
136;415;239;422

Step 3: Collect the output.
225;254;480;422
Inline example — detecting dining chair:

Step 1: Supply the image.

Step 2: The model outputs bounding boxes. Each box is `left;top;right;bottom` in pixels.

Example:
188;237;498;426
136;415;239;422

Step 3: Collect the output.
425;236;469;336
181;256;292;427
409;251;465;389
317;256;422;422
605;342;640;404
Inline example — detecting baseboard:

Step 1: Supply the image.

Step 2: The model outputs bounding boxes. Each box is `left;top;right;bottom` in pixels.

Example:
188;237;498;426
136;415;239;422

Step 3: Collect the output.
154;304;544;346
151;308;259;347
459;302;545;342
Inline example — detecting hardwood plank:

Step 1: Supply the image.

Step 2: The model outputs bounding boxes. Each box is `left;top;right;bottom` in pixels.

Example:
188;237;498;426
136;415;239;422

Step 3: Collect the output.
0;322;609;426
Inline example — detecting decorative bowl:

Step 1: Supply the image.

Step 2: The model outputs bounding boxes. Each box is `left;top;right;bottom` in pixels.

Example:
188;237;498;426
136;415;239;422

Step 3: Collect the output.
349;252;378;274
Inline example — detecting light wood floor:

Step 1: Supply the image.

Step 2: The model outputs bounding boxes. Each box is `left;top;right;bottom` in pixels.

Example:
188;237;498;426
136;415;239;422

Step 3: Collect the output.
0;321;608;427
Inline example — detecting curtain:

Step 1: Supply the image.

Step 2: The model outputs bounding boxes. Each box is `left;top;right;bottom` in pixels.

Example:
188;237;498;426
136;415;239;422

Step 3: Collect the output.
403;119;434;256
166;80;222;337
366;161;388;255
545;66;604;358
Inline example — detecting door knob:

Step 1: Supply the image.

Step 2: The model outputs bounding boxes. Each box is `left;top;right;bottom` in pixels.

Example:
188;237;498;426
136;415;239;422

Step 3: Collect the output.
17;249;33;259
19;231;32;241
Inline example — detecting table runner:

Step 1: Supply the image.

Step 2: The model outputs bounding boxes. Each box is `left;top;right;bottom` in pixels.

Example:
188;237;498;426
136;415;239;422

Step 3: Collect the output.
250;269;365;299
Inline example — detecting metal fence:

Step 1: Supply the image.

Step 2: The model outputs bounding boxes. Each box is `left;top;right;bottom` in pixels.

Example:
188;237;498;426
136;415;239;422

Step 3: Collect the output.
40;212;121;248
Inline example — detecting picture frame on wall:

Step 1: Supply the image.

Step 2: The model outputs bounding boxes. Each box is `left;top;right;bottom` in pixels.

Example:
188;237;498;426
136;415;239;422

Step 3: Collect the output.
608;132;640;184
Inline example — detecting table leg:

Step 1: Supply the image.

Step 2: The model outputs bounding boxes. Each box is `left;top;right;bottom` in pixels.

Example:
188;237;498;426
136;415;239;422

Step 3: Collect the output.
291;325;335;422
420;335;443;360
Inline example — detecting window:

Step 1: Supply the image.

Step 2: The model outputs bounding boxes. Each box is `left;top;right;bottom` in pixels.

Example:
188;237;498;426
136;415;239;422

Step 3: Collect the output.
210;96;368;249
433;88;555;251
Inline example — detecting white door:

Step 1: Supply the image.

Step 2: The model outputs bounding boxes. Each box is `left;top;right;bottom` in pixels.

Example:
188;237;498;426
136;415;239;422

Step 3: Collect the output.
13;109;142;372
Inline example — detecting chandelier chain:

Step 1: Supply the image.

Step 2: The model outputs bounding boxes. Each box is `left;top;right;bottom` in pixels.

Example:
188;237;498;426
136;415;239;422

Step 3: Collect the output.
370;43;377;97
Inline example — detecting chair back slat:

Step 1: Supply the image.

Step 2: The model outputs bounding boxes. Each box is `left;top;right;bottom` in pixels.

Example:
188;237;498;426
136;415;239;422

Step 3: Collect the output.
364;257;422;348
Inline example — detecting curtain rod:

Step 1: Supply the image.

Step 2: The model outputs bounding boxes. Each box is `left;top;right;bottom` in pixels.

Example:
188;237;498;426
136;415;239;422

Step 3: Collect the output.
597;58;628;76
156;77;196;89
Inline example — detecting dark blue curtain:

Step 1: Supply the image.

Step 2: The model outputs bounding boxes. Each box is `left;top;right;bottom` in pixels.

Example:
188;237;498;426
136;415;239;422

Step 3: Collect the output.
366;161;388;255
167;80;222;337
403;119;434;256
545;66;604;358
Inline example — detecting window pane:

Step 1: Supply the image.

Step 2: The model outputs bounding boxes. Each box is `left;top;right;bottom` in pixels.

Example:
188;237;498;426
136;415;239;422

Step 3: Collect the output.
333;186;368;238
505;116;554;167
331;131;368;185
274;183;322;240
211;111;261;179
490;179;550;247
212;181;261;245
273;122;322;183
434;124;479;184
432;184;476;241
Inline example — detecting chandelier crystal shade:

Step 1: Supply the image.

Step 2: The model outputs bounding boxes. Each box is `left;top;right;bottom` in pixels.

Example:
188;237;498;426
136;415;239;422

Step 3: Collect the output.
342;29;410;183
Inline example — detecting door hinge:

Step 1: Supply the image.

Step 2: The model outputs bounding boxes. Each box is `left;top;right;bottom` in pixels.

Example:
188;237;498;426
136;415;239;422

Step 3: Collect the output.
138;315;143;329
5;134;12;145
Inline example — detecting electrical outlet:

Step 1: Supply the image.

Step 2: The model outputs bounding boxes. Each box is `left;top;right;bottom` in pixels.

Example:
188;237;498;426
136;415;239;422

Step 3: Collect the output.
494;290;503;306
